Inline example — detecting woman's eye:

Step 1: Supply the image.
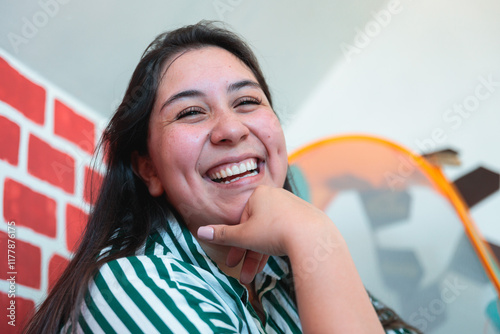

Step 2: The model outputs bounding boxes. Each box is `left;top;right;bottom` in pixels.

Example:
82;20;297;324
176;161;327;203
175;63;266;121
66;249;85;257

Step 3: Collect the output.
176;107;203;120
235;97;261;108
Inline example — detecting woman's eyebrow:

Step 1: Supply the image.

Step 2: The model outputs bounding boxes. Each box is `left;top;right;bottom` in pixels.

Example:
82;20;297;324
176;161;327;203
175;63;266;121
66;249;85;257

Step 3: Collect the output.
160;80;261;113
227;80;261;93
160;89;205;112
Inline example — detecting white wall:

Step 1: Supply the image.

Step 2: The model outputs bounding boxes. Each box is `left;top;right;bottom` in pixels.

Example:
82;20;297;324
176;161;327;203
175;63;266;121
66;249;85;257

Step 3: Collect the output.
284;0;500;243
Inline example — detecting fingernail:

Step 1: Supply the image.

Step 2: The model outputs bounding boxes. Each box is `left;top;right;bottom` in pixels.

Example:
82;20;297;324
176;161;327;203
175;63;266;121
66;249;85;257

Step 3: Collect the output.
240;272;252;285
198;226;214;241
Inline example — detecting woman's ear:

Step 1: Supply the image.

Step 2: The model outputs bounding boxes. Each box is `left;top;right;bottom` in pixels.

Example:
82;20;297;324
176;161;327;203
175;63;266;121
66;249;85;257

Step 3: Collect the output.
131;151;164;197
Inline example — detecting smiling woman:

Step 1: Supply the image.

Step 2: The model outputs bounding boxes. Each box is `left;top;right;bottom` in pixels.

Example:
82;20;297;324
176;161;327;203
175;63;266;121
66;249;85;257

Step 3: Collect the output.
23;21;420;333
139;46;288;230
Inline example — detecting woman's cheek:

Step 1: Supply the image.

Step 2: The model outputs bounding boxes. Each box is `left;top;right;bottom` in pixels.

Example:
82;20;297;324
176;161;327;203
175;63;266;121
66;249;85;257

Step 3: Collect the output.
166;125;206;149
265;114;286;151
253;111;283;140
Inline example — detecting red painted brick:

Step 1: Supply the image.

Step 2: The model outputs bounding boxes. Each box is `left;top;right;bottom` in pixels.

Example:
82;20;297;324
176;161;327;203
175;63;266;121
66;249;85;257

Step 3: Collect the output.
84;166;104;205
48;253;69;291
54;99;95;154
0;232;41;289
3;178;57;237
0;115;20;166
0;57;46;125
0;292;35;332
65;204;88;253
28;134;75;194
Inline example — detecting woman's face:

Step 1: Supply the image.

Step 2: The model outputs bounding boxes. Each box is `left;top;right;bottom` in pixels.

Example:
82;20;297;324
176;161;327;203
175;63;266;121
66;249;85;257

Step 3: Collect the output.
141;46;288;232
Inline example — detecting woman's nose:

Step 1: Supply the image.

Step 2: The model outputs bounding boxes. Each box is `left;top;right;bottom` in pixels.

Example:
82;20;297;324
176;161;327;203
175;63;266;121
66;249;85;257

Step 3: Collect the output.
210;111;250;145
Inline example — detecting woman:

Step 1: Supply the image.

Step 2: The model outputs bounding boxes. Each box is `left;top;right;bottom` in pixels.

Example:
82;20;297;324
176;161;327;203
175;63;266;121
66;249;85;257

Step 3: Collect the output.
25;21;421;333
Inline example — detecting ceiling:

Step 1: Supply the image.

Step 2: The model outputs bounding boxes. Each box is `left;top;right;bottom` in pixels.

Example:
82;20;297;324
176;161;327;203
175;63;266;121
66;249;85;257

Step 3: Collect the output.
0;0;387;118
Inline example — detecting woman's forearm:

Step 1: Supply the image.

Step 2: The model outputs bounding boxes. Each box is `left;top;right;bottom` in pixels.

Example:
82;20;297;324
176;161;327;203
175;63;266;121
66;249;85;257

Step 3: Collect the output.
286;223;384;333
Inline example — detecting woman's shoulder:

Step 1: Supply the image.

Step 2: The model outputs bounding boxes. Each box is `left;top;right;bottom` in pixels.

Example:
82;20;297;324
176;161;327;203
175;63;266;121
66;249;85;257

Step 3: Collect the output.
90;224;241;303
94;225;200;278
94;249;210;292
81;254;246;333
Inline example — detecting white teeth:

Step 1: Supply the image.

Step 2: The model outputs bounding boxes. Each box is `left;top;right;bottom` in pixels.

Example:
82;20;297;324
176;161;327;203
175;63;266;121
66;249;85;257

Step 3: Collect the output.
209;159;259;181
239;162;247;173
222;170;258;184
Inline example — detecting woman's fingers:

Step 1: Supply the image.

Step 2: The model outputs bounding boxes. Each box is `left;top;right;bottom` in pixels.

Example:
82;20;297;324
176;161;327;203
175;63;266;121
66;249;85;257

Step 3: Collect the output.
239;251;266;284
198;224;258;251
197;186;316;255
198;185;333;271
257;255;269;274
226;247;246;267
225;248;269;284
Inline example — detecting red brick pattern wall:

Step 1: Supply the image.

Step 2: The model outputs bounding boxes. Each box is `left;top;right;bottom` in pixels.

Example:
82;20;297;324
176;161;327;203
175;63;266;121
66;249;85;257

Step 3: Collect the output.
0;53;104;332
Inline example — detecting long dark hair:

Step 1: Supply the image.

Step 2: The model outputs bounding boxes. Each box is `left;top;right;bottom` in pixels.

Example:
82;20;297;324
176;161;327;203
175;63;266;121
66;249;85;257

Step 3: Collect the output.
24;21;294;333
23;21;419;334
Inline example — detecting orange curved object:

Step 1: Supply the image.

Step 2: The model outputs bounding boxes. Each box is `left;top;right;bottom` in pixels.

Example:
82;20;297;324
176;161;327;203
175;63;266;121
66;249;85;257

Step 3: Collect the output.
288;133;500;296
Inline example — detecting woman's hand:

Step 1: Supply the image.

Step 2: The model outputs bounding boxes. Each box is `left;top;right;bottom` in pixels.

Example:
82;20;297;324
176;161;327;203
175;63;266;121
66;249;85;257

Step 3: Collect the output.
197;185;333;257
198;185;385;333
199;185;324;284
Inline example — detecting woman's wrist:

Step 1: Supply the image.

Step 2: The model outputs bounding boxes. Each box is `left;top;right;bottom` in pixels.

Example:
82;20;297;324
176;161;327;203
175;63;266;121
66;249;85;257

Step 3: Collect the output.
284;217;348;271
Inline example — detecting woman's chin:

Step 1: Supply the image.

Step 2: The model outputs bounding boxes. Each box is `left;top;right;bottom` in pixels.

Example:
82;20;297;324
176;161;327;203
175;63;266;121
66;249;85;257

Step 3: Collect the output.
221;209;247;226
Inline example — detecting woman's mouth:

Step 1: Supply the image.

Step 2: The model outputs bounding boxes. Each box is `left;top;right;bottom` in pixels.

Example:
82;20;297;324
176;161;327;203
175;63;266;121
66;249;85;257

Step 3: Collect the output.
208;158;260;184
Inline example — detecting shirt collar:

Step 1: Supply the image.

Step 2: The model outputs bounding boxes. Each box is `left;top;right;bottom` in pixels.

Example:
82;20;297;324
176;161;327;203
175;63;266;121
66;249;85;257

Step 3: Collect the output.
144;213;290;298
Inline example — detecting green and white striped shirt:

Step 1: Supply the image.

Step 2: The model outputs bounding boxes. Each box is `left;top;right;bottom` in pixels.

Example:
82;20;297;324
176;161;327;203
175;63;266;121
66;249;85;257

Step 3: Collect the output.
75;220;419;333
76;220;301;333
